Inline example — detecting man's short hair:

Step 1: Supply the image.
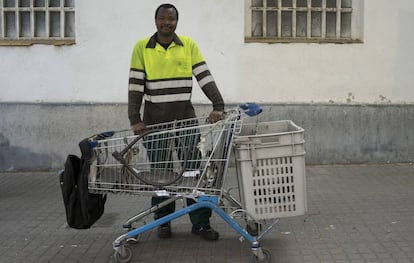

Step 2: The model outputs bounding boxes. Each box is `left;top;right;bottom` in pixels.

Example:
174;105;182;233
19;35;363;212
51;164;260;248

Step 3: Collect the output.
155;3;179;20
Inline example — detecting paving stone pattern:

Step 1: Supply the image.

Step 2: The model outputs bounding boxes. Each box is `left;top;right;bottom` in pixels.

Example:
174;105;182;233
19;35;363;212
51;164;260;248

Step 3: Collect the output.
0;164;413;263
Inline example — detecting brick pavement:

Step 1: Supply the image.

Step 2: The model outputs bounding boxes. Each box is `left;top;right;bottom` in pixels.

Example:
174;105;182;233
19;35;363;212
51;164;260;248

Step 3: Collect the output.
0;164;413;263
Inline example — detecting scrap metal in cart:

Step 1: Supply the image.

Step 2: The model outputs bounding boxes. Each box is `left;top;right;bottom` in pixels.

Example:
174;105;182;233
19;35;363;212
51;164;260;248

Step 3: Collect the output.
87;103;307;263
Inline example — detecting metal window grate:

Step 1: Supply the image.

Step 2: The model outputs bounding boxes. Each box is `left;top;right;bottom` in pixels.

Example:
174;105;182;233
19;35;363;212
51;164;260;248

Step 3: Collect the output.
0;0;75;45
246;0;361;43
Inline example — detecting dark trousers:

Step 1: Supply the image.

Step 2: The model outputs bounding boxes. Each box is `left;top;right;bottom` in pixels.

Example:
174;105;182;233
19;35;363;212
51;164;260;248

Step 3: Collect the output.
145;124;212;228
151;196;211;228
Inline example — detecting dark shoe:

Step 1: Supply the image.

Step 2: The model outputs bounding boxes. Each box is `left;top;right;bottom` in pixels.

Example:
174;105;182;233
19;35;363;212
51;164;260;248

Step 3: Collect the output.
157;223;171;239
191;225;219;241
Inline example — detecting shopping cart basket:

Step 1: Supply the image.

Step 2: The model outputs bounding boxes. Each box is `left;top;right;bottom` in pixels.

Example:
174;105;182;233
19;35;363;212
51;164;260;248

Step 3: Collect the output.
86;103;304;263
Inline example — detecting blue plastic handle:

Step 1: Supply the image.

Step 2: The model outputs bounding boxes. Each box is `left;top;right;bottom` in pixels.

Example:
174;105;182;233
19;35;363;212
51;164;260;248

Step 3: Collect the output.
89;140;98;148
239;103;250;110
239;103;263;116
88;131;114;148
101;131;114;137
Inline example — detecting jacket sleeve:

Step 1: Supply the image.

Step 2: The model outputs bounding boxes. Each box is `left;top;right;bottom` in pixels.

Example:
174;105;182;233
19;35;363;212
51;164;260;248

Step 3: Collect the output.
128;42;146;125
193;61;224;111
190;39;224;111
128;91;143;125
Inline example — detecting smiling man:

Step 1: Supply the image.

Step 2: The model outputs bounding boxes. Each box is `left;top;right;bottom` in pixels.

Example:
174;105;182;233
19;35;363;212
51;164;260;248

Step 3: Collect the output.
127;3;224;241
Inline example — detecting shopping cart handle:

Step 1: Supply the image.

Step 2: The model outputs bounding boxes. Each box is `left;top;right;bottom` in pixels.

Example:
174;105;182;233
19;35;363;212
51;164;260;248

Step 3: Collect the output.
239;103;262;116
101;131;115;137
88;131;115;149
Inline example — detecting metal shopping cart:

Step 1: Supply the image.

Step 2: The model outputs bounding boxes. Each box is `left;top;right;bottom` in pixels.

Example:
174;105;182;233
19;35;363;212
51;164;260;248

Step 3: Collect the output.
87;104;306;263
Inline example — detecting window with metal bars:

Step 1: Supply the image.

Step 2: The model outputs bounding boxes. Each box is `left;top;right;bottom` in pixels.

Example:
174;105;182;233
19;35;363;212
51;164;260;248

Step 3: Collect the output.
245;0;363;43
0;0;75;46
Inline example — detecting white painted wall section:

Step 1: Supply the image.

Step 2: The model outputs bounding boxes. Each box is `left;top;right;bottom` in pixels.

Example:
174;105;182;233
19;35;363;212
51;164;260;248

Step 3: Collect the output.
0;0;413;104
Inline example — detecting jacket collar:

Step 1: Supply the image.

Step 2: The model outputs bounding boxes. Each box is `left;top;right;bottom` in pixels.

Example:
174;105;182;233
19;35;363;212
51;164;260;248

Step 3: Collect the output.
146;33;184;48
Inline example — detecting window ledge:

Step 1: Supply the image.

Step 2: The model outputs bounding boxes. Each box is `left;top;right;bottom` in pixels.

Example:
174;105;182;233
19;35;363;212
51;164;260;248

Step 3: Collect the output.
0;39;75;46
245;37;363;44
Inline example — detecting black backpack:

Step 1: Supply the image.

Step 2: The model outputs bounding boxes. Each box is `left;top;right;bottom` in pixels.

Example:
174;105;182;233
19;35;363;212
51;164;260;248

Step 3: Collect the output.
60;137;107;229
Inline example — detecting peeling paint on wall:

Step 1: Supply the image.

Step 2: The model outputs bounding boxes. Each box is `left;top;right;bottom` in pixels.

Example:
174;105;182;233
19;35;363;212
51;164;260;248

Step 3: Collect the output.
378;95;391;103
346;92;355;103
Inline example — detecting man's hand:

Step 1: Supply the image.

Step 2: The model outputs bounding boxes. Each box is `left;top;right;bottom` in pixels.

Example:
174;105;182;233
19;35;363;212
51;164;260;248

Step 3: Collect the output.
131;122;147;135
208;111;224;123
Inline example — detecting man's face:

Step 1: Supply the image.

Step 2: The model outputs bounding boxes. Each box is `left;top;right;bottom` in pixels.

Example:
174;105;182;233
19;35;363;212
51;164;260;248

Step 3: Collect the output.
155;7;178;38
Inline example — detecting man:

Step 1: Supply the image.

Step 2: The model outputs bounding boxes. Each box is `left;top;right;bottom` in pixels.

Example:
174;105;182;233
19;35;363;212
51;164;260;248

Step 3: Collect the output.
128;3;224;241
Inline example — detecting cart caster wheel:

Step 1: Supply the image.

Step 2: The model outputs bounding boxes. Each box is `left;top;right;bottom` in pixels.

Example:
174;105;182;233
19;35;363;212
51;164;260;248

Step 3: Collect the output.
126;235;140;244
252;249;271;263
125;228;141;244
114;246;132;263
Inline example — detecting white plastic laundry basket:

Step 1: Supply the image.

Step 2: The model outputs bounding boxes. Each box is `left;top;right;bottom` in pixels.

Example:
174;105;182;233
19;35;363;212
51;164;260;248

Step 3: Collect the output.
234;120;306;219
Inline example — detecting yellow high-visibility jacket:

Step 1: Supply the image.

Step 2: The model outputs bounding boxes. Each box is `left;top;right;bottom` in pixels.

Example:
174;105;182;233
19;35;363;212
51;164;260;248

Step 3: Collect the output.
128;33;224;125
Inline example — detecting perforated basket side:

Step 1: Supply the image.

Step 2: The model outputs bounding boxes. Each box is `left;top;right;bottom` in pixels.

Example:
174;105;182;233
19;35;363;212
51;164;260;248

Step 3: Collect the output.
234;120;306;219
236;154;306;219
